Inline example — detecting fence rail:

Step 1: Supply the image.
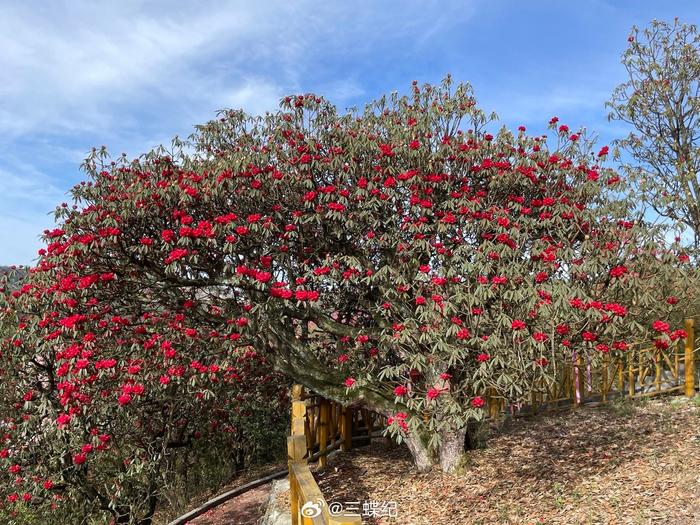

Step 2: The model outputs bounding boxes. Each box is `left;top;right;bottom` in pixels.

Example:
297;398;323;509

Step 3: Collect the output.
287;320;699;523
288;385;385;525
486;319;698;417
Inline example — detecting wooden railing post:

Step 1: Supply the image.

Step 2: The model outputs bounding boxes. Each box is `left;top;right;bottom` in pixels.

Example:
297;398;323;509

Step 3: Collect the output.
574;353;585;406
486;387;500;419
289;385;307;525
291;385;307;437
288;435;307;525
616;357;623;392
601;353;609;402
318;400;329;468
341;407;352;452
685;318;696;397
627;352;635;398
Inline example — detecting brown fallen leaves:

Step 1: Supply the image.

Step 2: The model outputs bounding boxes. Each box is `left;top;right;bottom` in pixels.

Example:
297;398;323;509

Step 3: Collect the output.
310;396;700;525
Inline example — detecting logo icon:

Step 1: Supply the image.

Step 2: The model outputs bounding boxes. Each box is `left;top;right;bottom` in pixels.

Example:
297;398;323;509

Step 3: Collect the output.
301;498;324;518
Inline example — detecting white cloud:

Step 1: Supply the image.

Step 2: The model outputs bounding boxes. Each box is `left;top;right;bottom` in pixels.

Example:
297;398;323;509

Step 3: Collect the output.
0;0;483;264
0;164;67;265
219;79;285;116
0;1;275;136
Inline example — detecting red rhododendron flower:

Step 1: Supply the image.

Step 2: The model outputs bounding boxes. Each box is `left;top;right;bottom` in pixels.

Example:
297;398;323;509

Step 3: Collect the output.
394;385;408;396
511;319;526;330
427;388;442;400
582;331;597;342
652;320;670;333
165;248;189;264
456;328;470;340
609;265;628;278
532;332;548;343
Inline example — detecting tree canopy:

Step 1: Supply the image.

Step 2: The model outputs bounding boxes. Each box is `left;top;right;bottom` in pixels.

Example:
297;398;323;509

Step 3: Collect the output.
0;78;691;523
608;18;700;252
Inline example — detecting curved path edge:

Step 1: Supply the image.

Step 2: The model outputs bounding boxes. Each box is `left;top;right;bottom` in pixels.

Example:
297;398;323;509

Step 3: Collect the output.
167;469;289;525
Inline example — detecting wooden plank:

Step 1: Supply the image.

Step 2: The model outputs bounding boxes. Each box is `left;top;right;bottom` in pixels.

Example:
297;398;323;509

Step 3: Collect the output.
319;400;329;468
341;407;352;452
628;353;634;398
575;353;584;406
617;357;623;392
290;473;299;525
291;464;324;501
655;349;662;393
288;435;307;463
685;318;696;397
601;354;609;402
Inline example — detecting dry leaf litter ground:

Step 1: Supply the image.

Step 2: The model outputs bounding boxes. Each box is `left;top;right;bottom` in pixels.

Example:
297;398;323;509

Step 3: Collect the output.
281;396;700;525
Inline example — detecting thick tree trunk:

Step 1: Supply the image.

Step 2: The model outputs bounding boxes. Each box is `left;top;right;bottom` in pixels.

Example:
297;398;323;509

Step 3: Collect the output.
438;426;468;473
403;432;433;473
403;426;469;473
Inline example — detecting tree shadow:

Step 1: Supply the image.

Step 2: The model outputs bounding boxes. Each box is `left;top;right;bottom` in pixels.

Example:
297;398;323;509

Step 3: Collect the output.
314;402;689;523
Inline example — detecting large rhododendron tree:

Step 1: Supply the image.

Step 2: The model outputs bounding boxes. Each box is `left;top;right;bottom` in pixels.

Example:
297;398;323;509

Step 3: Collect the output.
0;78;690;522
0;268;288;525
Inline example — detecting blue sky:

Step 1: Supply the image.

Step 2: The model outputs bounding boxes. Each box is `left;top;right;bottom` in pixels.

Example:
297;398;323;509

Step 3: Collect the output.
1;0;699;265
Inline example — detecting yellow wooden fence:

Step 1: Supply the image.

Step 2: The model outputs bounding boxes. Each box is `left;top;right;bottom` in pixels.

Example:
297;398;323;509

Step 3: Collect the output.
288;385;385;525
487;318;698;417
287;320;699;523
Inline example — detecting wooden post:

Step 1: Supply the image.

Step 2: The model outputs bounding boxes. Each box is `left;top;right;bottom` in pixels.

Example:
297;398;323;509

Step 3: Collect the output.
617;357;624;392
319;400;329;468
487;388;499;419
288;435;307;525
574;353;585;406
628;352;635;398
341;407;352;452
304;411;313;454
601;353;609;402
291;403;307;438
290;474;299;525
292;384;304;403
685;318;696;397
654;349;662;393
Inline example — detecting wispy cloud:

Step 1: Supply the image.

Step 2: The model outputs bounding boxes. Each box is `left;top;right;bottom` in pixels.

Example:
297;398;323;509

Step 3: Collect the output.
2;0;696;265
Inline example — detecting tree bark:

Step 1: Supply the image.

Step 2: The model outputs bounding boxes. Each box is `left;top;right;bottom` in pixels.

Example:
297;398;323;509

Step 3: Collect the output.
438;426;468;473
403;432;433;473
